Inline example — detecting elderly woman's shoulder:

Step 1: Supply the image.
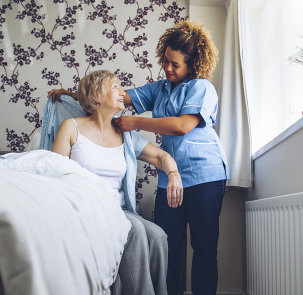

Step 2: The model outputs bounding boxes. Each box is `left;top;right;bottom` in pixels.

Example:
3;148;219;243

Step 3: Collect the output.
61;117;84;128
56;118;76;134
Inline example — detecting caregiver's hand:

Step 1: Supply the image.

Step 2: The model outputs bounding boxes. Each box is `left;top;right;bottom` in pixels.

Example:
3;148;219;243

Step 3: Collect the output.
113;116;137;132
47;88;71;103
167;171;183;208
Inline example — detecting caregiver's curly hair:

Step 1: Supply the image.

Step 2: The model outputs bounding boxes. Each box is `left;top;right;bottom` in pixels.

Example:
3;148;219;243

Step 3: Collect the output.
156;19;218;80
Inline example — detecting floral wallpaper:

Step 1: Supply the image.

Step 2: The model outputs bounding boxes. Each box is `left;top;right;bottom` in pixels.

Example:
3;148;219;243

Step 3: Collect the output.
0;0;187;217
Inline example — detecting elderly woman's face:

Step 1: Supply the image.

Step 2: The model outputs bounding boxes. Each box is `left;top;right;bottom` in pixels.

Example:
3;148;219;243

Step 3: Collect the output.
102;80;125;112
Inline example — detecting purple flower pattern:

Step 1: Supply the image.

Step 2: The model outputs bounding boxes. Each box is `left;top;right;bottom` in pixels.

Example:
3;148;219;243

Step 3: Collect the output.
0;0;186;203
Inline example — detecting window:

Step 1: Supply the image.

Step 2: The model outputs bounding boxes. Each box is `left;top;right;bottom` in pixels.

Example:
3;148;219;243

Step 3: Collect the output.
239;0;303;153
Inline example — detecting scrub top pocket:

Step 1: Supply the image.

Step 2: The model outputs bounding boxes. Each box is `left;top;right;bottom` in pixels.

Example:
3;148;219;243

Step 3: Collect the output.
184;140;223;166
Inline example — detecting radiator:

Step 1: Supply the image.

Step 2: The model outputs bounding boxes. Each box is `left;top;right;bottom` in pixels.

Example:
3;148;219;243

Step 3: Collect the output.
245;192;303;295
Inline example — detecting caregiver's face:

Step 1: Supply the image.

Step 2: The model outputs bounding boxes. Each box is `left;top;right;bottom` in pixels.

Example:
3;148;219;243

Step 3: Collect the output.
163;46;190;86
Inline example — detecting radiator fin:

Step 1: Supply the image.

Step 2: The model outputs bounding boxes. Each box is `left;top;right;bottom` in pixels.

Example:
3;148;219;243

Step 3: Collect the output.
246;193;303;295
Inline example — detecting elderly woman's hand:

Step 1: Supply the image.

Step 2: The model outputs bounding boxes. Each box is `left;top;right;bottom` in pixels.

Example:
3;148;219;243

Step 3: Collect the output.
166;171;183;208
136;143;183;208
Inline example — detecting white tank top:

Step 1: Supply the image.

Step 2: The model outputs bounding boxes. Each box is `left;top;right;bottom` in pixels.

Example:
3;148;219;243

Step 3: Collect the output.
70;118;127;206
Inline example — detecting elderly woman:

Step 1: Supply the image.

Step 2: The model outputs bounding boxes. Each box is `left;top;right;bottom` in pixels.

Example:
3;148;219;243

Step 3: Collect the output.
51;70;183;295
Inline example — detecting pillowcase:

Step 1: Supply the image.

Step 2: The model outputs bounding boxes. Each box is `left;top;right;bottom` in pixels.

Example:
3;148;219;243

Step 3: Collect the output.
0;149;83;178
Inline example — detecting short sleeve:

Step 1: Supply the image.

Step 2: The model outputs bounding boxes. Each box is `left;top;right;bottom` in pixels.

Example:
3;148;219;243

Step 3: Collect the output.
127;81;160;114
129;130;149;158
180;79;218;125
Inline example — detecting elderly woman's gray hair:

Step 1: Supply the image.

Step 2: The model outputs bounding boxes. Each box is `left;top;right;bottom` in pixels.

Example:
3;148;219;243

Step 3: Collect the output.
77;70;118;115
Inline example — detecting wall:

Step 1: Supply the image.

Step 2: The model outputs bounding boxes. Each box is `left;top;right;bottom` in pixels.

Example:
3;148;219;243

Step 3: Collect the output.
189;1;226;90
247;118;303;201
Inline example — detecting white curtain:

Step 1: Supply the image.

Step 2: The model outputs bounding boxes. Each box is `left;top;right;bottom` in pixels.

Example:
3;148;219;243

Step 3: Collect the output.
217;0;252;187
238;0;303;153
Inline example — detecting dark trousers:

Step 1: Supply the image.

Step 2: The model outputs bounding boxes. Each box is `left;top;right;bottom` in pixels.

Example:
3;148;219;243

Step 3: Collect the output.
154;180;226;295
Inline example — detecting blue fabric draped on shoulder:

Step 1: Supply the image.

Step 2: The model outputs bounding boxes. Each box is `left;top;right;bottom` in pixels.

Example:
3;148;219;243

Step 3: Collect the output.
40;95;85;151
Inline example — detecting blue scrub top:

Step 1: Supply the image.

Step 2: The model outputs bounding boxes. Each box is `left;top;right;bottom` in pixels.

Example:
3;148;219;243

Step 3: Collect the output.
127;78;230;188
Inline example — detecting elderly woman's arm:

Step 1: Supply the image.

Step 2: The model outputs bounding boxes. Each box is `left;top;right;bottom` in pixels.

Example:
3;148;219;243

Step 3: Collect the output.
137;142;183;208
51;119;75;156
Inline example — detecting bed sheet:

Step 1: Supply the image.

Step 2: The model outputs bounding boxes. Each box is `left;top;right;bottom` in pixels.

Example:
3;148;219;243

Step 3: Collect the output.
0;150;130;295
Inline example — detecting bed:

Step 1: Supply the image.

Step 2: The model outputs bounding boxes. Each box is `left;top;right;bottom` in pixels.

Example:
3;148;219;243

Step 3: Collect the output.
0;149;131;295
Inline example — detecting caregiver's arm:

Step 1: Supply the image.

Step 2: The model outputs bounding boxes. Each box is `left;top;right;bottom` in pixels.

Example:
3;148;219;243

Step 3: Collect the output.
138;142;183;208
47;88;134;106
114;114;201;136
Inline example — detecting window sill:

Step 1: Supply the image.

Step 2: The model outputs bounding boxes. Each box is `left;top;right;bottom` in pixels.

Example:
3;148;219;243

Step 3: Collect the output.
252;117;303;160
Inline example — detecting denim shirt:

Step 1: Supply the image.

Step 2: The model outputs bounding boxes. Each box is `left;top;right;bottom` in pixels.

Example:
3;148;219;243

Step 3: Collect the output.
40;95;148;214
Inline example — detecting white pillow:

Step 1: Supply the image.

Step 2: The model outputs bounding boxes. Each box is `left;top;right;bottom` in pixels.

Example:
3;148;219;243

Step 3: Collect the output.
0;149;83;178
